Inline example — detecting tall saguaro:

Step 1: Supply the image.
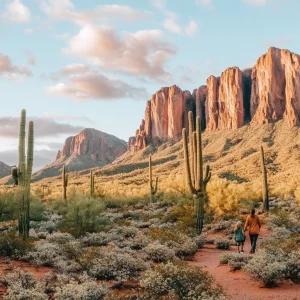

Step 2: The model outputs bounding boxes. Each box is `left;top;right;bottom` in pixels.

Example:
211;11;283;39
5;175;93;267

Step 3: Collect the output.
62;165;68;200
260;146;269;211
16;109;34;239
149;154;158;203
183;111;211;233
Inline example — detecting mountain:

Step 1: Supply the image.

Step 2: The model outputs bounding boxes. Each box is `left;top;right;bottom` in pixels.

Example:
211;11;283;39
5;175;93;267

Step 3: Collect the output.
0;161;11;179
129;47;300;151
33;128;127;181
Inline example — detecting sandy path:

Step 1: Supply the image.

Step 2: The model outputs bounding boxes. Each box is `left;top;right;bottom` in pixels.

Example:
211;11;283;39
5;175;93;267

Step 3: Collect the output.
193;225;300;300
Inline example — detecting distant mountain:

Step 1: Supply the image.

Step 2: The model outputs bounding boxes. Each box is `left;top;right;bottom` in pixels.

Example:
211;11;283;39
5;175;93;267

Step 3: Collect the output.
33;128;127;181
0;161;11;179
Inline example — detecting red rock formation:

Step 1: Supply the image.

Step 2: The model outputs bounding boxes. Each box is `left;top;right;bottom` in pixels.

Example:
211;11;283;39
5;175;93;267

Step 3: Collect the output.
56;128;127;163
251;47;300;126
206;67;245;131
127;137;136;151
129;85;195;151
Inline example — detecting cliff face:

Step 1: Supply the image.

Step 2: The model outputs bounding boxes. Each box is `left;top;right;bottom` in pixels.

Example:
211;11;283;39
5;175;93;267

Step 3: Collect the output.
55;128;127;165
129;47;300;151
251;47;300;126
0;161;11;179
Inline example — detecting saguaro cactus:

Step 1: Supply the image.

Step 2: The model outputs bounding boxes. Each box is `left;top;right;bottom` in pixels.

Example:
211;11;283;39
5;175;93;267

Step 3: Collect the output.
15;109;34;239
149;154;158;203
62;165;68;200
182;111;211;233
90;170;95;198
260;146;269;211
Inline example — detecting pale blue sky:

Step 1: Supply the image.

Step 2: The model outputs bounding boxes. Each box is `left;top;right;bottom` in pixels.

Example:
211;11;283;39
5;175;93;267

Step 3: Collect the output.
0;0;299;169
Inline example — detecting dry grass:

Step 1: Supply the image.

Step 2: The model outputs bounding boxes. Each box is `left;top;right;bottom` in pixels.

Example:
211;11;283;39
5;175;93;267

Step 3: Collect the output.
1;120;300;206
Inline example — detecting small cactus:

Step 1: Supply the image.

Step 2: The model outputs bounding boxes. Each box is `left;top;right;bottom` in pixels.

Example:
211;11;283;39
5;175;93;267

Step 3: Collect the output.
260;146;269;211
62;165;68;200
11;167;18;186
182;111;211;234
90;170;95;198
149;154;158;203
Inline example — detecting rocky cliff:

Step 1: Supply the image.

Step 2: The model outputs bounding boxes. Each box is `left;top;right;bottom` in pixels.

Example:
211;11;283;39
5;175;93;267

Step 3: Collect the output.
34;128;127;181
0;161;11;179
129;47;300;151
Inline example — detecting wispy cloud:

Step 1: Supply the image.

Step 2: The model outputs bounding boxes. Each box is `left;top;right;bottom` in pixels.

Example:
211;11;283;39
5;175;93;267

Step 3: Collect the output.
242;0;268;5
151;0;167;9
196;0;214;9
46;71;147;101
1;0;31;23
185;20;199;37
63;24;175;81
0;116;84;138
0;53;32;80
25;51;36;66
40;1;151;23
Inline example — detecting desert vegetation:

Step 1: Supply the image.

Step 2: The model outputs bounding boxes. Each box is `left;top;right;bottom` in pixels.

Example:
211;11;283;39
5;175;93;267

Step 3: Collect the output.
0;109;299;299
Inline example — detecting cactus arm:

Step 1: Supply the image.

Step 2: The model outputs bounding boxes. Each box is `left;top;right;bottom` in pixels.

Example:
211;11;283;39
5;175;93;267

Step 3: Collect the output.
18;109;26;186
260;146;269;211
149;154;153;190
203;165;211;187
192;132;197;189
195;117;203;191
188;111;195;187
26;121;34;188
154;177;158;194
182;128;196;194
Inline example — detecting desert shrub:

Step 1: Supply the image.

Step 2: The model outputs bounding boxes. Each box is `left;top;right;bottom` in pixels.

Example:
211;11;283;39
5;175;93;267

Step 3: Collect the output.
46;232;75;244
147;229;197;258
81;232;109;247
210;220;232;233
144;242;176;262
219;252;252;271
285;251;300;283
0;232;33;257
4;269;48;300
87;245;147;283
53;273;109;300
207;179;260;218
244;248;287;287
269;210;298;231
141;262;225;299
54;191;107;237
214;238;230;250
193;233;207;249
129;231;150;250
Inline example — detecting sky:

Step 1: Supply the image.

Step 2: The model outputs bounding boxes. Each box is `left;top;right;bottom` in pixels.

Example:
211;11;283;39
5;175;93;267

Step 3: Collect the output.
0;0;299;170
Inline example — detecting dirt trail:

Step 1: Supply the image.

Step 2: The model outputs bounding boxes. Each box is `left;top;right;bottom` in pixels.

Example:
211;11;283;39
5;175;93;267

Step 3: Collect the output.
193;225;300;300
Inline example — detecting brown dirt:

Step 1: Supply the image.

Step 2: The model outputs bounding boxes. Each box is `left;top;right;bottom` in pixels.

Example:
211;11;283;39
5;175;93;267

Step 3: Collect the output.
192;225;300;300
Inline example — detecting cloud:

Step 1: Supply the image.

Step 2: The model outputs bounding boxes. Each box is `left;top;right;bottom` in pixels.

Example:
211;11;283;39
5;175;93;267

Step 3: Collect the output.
25;51;36;66
59;64;90;75
163;12;182;34
64;24;175;81
163;12;198;37
0;148;59;171
40;1;151;23
0;116;84;138
185;20;198;37
242;0;268;5
151;0;167;9
196;0;214;9
1;0;31;23
46;71;147;100
0;53;32;79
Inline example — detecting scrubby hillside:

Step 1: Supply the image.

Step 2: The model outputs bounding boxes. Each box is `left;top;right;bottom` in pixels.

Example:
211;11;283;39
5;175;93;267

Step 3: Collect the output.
27;120;300;202
0;162;10;179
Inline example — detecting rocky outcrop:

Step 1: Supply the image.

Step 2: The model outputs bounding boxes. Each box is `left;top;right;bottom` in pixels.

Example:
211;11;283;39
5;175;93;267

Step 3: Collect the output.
206;67;246;131
131;85;196;151
56;128;127;162
251;47;300;126
129;47;300;151
0;161;11;179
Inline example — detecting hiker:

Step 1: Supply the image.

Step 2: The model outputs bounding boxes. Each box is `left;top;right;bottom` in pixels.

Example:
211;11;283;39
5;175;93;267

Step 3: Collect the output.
234;221;245;253
244;208;261;253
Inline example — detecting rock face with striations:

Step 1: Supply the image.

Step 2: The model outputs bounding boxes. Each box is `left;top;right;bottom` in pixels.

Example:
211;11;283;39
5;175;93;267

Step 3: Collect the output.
129;47;300;151
251;47;300;126
34;128;127;181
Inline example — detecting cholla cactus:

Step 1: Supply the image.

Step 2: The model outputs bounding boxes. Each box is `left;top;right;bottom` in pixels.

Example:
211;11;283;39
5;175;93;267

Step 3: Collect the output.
182;111;211;234
149;154;158;203
260;146;269;211
90;170;95;198
62;165;68;200
15;109;34;239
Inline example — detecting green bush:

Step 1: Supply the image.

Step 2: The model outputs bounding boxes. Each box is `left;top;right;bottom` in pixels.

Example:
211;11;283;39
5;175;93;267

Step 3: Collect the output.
214;238;230;250
141;261;225;299
219;252;252;271
0;232;33;257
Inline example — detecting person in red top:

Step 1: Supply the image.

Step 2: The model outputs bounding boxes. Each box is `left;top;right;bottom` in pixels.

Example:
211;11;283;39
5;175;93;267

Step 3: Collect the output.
244;208;261;253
